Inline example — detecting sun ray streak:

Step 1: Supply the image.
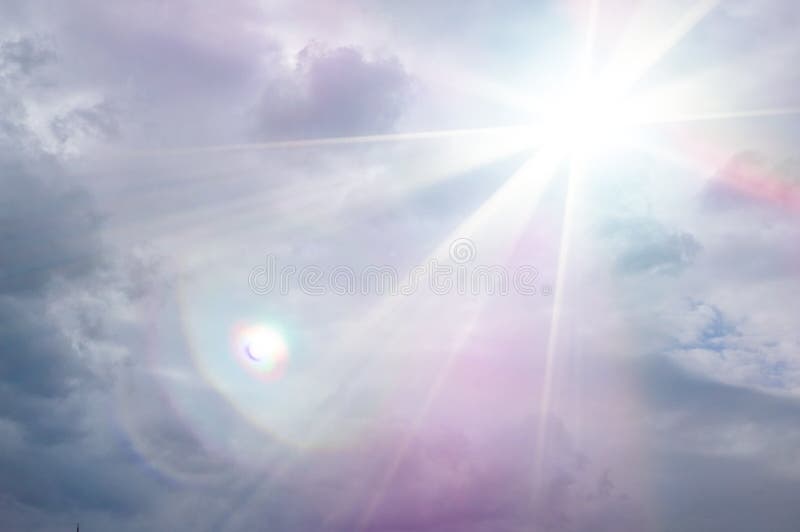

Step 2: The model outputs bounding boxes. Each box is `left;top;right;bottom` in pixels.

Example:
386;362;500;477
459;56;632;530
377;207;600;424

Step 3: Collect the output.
352;145;562;530
609;0;720;92
127;125;529;157
528;0;597;491
324;148;561;430
534;155;581;487
523;0;598;489
642;106;800;125
581;0;599;72
100;128;534;269
351;308;483;532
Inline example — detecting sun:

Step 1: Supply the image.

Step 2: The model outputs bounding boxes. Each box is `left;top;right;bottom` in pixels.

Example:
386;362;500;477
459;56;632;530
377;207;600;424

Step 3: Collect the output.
537;75;643;156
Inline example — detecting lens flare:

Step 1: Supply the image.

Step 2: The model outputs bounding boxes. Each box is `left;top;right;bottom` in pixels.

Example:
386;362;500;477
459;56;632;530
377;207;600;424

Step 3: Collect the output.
234;324;288;380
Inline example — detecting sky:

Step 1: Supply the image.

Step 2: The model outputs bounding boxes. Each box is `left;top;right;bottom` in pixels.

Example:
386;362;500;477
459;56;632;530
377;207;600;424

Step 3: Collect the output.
1;1;800;531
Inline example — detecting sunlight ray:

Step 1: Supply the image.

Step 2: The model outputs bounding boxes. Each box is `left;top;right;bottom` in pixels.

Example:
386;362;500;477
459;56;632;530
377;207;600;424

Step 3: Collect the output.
643;106;800;125
191;145;542;532
530;0;598;486
411;54;536;113
607;0;720;92
351;309;484;532
534;155;581;486
130;125;529;157
324;145;562;408
105;129;533;255
352;146;563;530
580;0;599;72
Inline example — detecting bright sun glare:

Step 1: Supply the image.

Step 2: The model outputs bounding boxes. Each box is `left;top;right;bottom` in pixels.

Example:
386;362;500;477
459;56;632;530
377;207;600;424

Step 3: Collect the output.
140;2;800;527
539;76;642;155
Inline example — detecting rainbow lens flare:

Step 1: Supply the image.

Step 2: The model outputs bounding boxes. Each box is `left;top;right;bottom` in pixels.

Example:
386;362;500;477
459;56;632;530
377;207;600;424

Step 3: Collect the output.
234;324;289;380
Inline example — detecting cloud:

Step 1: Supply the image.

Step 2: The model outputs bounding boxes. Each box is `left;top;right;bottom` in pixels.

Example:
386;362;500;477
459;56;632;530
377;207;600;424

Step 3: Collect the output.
255;44;413;139
638;355;800;532
600;216;702;275
211;415;642;532
0;161;102;294
0;153;167;522
0;30;173;528
0;36;53;81
0;177;160;524
50;100;119;147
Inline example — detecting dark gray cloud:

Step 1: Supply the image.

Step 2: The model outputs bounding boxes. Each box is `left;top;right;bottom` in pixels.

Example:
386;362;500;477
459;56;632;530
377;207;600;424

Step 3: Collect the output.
0;36;53;81
0;183;158;527
0;29;168;528
638;354;800;532
0;161;102;294
0;155;164;524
